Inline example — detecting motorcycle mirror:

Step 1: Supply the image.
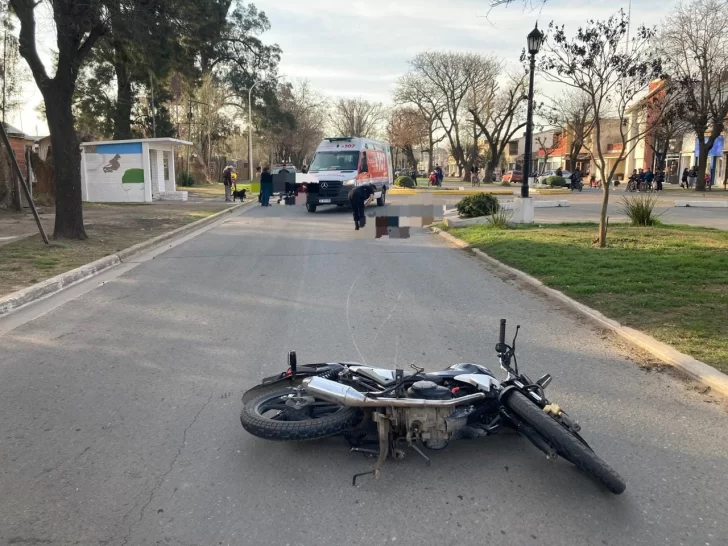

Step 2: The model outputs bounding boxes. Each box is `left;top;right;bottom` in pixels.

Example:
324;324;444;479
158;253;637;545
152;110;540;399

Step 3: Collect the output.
536;373;552;389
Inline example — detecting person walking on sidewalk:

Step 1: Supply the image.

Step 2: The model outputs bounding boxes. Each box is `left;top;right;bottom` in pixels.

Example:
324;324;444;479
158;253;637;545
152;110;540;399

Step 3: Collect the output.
223;165;234;202
681;168;689;188
260;165;273;206
348;183;376;230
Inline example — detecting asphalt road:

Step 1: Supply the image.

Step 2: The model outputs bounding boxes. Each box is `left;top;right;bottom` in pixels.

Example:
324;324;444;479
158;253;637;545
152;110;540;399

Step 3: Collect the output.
1;198;727;546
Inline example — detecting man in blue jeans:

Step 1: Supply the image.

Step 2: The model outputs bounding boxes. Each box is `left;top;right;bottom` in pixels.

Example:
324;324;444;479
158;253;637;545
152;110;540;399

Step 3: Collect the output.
260;165;273;206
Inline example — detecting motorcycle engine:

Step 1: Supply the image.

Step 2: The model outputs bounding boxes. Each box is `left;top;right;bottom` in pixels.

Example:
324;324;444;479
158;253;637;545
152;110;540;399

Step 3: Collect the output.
397;381;470;451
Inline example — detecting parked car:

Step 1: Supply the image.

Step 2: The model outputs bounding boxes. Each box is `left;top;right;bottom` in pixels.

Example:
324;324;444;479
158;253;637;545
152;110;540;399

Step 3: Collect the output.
271;164;298;174
537;170;572;186
502;170;523;183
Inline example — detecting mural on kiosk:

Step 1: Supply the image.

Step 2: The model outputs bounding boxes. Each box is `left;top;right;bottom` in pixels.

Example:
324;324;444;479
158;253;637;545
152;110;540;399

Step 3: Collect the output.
85;142;145;185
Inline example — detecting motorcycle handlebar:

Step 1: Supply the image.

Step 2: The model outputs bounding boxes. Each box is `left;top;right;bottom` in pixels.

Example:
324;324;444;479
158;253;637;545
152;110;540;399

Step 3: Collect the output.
499;319;506;347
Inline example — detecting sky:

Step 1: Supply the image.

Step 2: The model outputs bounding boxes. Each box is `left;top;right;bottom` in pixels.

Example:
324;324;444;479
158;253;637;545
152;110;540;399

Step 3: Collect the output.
12;0;672;137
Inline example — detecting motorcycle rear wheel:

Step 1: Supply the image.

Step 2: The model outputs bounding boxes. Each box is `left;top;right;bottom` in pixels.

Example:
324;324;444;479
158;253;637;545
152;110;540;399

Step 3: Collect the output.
241;388;363;441
505;391;626;495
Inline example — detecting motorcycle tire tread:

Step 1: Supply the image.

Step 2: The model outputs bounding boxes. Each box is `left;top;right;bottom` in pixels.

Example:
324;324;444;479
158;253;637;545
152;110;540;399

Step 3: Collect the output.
240;390;363;441
505;391;626;495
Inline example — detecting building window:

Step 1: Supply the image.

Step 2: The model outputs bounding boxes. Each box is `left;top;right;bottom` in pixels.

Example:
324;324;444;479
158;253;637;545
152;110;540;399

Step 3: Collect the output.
508;141;518;156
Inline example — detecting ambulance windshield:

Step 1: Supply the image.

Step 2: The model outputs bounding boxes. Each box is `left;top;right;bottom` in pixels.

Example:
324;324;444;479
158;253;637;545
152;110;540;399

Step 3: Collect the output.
309;151;360;173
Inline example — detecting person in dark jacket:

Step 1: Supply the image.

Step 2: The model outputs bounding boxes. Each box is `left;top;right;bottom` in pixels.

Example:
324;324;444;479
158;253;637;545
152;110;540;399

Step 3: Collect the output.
644;169;655;189
223;166;234;202
655;169;665;191
435;165;444;186
681;168;689;188
348;183;376;230
260;165;273;206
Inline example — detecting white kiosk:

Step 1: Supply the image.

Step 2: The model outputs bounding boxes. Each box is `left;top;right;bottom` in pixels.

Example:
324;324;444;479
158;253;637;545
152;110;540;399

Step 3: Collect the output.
80;138;192;203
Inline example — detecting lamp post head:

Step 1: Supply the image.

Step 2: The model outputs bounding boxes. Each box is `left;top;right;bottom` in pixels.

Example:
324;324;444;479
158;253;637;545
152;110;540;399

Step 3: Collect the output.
527;24;544;56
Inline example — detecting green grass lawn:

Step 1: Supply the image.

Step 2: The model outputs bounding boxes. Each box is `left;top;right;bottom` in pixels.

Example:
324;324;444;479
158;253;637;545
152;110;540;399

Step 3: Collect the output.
448;222;728;374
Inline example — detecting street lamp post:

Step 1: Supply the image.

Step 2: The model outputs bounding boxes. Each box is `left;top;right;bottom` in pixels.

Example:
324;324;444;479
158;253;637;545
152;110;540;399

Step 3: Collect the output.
248;80;261;182
521;23;544;199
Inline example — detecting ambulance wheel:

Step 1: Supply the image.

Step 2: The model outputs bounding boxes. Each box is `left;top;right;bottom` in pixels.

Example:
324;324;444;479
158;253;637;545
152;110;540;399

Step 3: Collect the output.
306;203;317;213
377;188;386;206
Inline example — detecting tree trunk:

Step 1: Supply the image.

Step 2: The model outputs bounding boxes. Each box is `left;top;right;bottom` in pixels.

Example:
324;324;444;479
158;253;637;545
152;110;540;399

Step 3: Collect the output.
403;145;417;169
45;86;86;240
426;132;434;172
598;172;610;248
696;144;709;191
113;56;134;140
485;159;497;183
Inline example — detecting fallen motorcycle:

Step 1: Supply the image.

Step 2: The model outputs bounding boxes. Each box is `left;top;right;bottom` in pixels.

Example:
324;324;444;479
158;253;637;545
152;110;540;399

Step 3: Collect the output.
240;319;626;494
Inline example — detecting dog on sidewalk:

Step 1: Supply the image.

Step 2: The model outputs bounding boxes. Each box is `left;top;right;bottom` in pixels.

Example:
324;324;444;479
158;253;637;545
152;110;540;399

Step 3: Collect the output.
232;188;248;202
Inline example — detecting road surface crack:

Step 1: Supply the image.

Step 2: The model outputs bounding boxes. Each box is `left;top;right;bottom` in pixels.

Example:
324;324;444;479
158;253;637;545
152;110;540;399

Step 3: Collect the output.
118;391;213;546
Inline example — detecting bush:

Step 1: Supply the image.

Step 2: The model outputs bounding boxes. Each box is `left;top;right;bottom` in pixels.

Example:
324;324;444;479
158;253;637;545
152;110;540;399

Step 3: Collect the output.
546;176;567;188
177;171;196;187
395;175;416;188
487;206;512;228
456;193;500;218
621;193;662;226
499;180;511;186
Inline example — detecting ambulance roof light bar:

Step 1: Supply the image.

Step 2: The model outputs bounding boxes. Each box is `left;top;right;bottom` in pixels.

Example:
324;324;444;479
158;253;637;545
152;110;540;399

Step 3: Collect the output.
324;137;355;142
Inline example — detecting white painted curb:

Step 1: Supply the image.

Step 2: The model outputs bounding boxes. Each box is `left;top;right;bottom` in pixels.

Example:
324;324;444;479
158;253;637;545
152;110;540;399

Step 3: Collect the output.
0;200;257;318
675;200;728;208
431;227;728;398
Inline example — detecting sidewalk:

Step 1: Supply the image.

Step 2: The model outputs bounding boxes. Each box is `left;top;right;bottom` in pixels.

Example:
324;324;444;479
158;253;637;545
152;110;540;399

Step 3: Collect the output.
0;201;241;297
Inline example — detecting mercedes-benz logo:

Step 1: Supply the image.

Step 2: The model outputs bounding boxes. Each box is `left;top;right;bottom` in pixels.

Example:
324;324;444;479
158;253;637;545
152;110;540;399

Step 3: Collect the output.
320;182;329;188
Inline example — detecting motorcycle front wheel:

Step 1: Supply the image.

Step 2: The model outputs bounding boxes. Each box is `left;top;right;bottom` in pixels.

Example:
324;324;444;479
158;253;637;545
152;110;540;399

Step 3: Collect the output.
240;388;363;441
505;391;626;494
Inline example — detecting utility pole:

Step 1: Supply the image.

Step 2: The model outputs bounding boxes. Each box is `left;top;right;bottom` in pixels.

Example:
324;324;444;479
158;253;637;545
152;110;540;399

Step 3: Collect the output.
186;97;192;173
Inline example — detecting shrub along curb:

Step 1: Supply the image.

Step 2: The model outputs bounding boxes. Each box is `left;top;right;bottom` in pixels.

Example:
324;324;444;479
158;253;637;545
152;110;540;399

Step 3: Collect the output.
430;226;728;399
0;200;256;318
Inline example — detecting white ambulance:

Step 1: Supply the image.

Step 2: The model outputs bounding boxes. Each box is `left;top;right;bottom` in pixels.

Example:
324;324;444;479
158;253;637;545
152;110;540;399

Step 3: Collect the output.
303;137;394;213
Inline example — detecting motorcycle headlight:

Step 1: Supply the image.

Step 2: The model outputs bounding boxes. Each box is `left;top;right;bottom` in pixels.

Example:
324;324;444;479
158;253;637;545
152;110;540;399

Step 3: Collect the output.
343;179;356;186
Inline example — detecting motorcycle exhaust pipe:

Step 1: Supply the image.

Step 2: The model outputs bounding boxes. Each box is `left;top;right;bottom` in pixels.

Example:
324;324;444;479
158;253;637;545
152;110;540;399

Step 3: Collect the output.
302;376;486;408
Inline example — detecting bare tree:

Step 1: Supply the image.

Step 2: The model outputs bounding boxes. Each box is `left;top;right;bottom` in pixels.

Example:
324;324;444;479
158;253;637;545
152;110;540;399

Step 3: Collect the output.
547;90;595;172
645;85;691;171
539;11;665;247
394;74;446;172
408;52;500;179
534;132;560;174
387;107;428;169
468;71;529;183
268;80;328;167
330;97;385;139
660;0;728;190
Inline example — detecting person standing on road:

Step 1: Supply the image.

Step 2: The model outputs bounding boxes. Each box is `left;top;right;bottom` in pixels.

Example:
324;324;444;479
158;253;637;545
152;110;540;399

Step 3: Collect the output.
348;183;376;230
411;166;418;186
223;165;234;202
260;165;273;206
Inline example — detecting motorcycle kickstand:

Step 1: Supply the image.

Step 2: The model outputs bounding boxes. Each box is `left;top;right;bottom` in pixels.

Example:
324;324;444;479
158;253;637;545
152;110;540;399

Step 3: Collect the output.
410;441;431;467
352;412;390;486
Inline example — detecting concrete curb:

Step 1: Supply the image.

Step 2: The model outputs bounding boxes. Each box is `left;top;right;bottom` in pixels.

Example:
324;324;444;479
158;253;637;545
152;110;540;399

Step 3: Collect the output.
0;200;256;318
675;200;728;208
431;227;728;398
